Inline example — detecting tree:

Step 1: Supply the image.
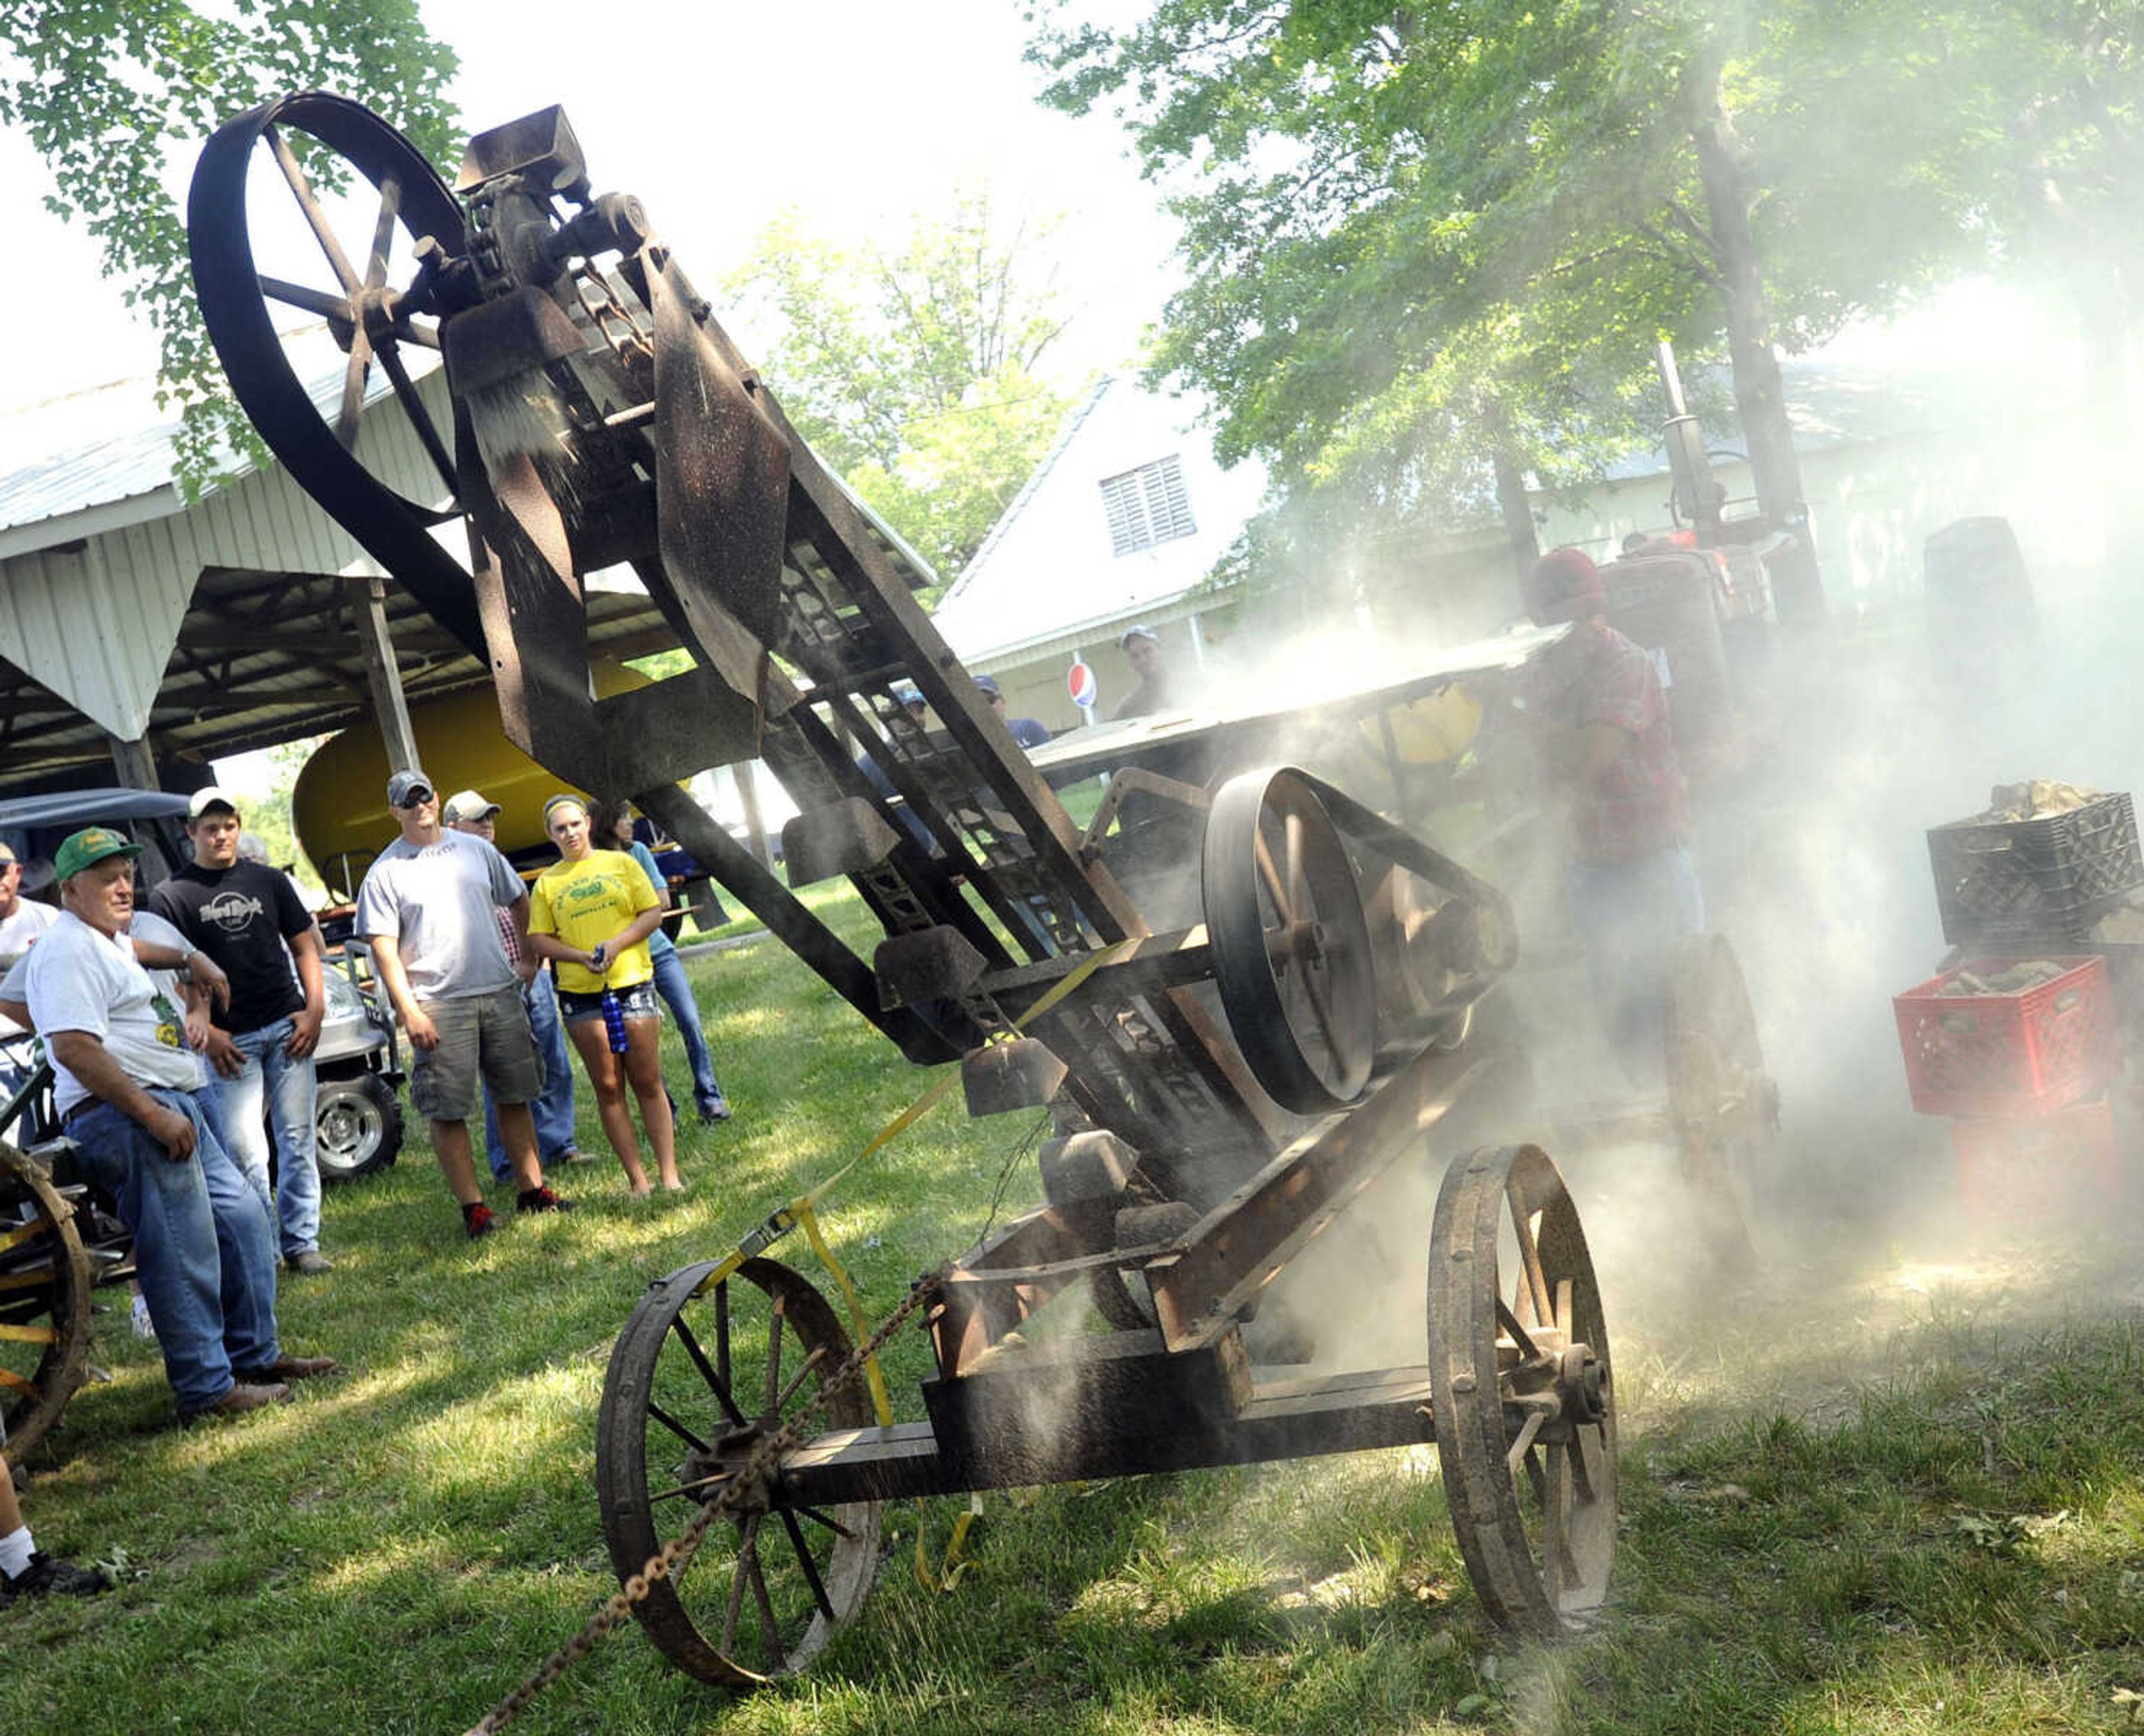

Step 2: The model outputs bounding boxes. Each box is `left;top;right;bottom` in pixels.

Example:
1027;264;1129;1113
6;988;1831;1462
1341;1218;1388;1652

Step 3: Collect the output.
0;2;459;484
1030;1;1993;621
723;194;1080;590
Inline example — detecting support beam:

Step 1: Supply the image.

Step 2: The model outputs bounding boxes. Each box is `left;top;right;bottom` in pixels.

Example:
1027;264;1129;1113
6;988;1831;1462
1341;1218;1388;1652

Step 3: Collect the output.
108;734;159;790
345;570;420;772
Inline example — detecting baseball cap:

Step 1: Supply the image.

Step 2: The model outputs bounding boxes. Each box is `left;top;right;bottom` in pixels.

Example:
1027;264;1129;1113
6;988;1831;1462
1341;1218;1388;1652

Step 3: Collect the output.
973;674;1002;700
442;789;502;824
385;768;437;809
891;680;924;709
54;826;143;881
1120;624;1158;648
186;786;240;821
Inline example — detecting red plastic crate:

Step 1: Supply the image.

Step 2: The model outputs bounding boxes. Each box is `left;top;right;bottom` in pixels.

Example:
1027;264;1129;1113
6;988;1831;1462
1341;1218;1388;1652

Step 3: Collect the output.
1949;1099;2122;1222
1893;955;2118;1116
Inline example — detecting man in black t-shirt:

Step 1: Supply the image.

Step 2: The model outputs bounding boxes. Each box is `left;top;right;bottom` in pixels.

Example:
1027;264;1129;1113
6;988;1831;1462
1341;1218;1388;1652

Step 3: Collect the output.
150;788;333;1274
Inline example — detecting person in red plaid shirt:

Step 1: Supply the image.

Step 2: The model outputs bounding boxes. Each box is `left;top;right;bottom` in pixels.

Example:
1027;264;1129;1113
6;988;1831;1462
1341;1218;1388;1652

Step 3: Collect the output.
1519;547;1703;1082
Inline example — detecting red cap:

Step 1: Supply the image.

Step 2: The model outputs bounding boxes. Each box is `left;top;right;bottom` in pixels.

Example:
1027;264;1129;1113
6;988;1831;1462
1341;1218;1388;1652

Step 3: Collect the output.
1525;547;1605;624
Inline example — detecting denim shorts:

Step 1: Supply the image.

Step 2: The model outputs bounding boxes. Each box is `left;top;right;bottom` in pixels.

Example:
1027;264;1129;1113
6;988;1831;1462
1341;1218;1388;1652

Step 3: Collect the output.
409;986;543;1121
556;981;661;1026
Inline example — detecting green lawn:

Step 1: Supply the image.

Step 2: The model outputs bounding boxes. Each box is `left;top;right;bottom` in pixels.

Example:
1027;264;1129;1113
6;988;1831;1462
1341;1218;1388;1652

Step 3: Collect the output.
10;899;2144;1734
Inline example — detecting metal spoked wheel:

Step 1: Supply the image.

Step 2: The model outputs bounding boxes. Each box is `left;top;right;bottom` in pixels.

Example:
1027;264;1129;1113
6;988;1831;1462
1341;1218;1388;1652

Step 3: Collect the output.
1429;1144;1616;1638
0;1142;94;1460
188;91;484;651
596;1257;883;1687
1202;767;1377;1113
1664;935;1775;1267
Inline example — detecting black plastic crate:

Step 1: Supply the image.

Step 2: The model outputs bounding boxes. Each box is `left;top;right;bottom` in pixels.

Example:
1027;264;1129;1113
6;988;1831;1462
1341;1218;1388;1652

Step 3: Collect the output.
1928;792;2144;945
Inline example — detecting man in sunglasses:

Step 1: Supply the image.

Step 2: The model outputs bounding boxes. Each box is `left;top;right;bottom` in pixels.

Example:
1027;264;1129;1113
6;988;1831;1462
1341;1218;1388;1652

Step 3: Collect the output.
354;771;574;1238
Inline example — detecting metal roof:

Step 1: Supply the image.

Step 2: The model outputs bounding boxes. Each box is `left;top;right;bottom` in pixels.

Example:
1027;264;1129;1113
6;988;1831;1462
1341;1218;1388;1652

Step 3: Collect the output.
0;351;420;548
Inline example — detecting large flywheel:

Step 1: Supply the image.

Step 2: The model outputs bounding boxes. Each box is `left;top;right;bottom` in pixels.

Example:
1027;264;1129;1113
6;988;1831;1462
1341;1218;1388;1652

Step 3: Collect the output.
1202;767;1377;1113
188;92;485;653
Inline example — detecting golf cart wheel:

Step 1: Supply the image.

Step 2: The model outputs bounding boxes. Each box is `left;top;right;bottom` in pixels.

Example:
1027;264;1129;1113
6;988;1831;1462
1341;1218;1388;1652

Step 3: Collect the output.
314;1073;402;1182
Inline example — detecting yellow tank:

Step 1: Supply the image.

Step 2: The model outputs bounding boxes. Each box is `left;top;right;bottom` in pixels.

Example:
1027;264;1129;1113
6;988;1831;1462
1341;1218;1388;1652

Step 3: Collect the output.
293;664;649;897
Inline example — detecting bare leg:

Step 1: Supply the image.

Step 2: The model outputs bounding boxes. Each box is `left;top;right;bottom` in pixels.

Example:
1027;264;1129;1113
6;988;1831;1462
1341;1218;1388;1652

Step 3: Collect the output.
431;1118;484;1206
494;1102;543;1191
567;1018;648;1193
0;1451;22;1537
622;1017;679;1188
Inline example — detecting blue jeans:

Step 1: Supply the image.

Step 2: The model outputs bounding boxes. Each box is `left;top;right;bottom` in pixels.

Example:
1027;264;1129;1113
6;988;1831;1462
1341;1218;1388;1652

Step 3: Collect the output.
204;1016;321;1259
486;968;578;1179
70;1091;280;1415
650;945;725;1113
1567;843;1705;1087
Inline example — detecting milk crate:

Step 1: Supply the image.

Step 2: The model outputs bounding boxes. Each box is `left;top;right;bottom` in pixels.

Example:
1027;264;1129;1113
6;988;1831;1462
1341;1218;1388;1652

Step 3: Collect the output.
1927;792;2143;946
1893;955;2118;1117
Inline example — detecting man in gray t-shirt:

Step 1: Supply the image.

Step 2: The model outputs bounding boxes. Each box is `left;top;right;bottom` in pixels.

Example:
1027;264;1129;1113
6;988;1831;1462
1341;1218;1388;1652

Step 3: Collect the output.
354;769;573;1240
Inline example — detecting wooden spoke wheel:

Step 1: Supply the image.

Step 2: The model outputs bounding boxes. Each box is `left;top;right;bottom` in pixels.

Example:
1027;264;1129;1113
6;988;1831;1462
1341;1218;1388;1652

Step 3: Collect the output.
1429;1144;1615;1637
596;1257;883;1687
0;1142;94;1460
1202;767;1377;1113
1664;935;1776;1266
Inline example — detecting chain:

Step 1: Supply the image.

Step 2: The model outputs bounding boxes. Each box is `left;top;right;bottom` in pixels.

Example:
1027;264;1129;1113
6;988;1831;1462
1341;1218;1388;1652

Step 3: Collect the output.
463;1265;947;1736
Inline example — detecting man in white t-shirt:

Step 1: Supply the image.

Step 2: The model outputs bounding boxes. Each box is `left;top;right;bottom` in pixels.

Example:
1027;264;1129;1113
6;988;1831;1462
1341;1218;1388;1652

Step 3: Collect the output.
0;842;58;1051
355;769;572;1239
0;829;336;1423
0;841;56;970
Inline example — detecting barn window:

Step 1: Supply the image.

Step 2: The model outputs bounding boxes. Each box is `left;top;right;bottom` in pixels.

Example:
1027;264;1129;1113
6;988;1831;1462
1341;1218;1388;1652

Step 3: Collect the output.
1099;455;1196;556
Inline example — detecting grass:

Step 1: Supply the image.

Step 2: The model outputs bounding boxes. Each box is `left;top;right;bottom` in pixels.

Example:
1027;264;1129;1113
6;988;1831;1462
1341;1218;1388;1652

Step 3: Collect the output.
11;887;2144;1734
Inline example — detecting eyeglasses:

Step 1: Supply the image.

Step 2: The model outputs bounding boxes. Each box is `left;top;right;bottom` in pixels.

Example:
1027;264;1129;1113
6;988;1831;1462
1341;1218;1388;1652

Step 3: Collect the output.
396;789;436;810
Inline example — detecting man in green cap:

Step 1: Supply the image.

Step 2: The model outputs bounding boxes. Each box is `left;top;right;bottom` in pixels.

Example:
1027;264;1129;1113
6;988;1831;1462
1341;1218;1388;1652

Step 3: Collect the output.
1;828;336;1422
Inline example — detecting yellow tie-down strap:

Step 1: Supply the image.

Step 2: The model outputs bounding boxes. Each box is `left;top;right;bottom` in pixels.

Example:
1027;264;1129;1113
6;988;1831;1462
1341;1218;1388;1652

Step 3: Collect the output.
686;936;1135;1586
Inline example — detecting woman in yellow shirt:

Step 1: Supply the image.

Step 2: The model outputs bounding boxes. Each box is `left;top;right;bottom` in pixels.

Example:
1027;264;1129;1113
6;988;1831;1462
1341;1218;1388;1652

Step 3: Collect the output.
524;796;680;1194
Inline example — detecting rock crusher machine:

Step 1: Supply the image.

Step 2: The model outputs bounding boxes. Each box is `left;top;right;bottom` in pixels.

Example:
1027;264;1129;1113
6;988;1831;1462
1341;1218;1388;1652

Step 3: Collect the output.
179;93;1705;1681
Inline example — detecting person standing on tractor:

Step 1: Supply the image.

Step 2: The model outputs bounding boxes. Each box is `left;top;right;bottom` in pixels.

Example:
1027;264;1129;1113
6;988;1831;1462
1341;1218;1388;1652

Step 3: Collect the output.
1515;547;1702;1081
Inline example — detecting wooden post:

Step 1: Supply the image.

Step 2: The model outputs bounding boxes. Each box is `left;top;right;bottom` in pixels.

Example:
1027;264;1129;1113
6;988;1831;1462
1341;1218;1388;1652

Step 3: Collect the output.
346;570;421;771
734;759;772;868
108;734;160;790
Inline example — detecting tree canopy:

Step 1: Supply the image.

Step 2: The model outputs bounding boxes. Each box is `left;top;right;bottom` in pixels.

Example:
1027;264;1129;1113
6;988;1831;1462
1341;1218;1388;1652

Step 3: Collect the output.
723;194;1080;591
1028;1;2030;614
0;1;460;480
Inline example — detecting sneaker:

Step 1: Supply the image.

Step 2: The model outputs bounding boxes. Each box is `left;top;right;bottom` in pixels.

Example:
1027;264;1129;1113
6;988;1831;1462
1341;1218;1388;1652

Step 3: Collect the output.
698;1096;732;1125
515;1185;575;1215
463;1202;499;1240
0;1550;112;1606
129;1295;156;1342
284;1250;334;1276
559;1149;599;1165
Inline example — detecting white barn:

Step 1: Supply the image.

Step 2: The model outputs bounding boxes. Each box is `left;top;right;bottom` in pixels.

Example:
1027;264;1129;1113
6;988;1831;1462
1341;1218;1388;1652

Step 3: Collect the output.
930;374;1267;730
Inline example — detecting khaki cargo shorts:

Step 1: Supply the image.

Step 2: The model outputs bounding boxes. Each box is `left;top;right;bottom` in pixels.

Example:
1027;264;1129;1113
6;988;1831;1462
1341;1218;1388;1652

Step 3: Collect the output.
408;986;543;1123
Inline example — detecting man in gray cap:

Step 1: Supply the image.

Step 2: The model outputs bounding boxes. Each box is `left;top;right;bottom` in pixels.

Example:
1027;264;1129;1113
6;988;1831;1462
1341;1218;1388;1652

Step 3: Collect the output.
356;771;573;1238
442;788;585;1179
4;827;336;1421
